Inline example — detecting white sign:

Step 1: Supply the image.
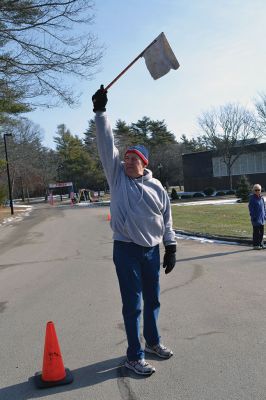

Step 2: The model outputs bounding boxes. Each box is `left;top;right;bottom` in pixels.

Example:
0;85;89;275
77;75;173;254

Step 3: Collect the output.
49;182;73;189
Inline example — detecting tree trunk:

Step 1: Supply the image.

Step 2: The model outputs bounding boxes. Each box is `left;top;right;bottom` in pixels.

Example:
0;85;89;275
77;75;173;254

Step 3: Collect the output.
227;165;233;189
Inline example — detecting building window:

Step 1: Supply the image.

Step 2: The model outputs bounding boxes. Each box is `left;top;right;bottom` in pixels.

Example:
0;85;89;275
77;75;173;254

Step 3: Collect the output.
212;152;266;177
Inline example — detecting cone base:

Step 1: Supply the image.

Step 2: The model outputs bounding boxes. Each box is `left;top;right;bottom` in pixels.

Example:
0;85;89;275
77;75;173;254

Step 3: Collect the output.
34;368;73;389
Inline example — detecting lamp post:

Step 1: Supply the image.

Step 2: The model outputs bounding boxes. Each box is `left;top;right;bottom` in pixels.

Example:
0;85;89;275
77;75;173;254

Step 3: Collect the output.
158;163;163;184
3;133;14;215
57;163;64;201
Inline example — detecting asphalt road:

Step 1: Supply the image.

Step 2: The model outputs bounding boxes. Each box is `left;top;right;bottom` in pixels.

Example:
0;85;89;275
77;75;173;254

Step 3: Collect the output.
0;204;266;400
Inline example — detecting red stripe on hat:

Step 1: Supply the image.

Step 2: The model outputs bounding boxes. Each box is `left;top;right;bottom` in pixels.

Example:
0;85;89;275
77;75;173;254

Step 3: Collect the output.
125;149;148;165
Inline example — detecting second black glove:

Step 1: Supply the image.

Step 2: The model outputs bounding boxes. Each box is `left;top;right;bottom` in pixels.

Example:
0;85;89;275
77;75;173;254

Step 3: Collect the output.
163;244;176;274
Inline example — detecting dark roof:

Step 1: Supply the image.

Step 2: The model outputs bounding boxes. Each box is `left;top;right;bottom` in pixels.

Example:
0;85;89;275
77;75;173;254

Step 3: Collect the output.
182;141;266;157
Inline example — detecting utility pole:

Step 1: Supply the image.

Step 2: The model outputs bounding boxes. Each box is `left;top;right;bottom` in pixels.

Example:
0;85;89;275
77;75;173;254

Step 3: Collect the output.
57;163;64;201
158;163;163;184
3;133;14;215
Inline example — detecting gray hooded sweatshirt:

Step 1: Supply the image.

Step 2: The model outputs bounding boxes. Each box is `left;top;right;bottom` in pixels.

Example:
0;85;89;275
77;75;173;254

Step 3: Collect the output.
95;112;176;248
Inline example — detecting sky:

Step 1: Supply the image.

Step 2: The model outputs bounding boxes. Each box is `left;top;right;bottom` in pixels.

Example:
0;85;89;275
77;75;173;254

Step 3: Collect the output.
26;0;266;149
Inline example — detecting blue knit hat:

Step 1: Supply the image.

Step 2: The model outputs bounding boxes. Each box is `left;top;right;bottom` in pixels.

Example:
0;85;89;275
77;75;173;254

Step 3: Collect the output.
125;145;149;166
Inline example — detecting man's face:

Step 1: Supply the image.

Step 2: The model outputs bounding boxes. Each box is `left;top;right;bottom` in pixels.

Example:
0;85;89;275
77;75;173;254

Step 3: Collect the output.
124;153;145;178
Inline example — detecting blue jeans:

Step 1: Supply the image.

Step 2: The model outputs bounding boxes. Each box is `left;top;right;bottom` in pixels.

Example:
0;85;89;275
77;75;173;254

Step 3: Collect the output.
113;240;160;361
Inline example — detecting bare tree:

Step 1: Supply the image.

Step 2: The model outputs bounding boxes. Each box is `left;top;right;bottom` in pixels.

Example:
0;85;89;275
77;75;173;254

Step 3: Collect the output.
0;0;103;107
0;118;58;199
149;143;184;188
198;103;258;189
255;93;266;135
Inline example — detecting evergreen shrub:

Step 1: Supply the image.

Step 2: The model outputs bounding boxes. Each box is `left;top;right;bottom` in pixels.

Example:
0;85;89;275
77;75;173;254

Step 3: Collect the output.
235;176;251;202
171;188;179;200
203;187;215;196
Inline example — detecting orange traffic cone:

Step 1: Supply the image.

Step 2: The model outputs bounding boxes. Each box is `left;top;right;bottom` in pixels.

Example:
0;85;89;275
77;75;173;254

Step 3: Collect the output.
35;321;73;388
107;212;111;221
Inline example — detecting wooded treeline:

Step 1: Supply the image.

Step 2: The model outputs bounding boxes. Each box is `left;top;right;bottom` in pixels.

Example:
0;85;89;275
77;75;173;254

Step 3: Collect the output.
1;93;266;201
0;115;185;201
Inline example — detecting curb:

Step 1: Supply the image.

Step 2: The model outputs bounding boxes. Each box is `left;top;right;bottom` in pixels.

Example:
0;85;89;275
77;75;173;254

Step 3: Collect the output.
174;229;252;246
77;201;110;208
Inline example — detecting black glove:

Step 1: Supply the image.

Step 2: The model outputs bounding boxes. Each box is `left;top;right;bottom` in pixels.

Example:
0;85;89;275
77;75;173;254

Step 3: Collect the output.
163;244;176;274
92;85;108;112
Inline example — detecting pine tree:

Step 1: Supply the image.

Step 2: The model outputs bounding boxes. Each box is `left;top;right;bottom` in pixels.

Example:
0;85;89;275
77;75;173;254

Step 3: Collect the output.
235;175;251;202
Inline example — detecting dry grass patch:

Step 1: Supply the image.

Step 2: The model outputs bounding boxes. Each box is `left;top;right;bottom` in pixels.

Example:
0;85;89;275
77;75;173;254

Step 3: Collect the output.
0;206;27;224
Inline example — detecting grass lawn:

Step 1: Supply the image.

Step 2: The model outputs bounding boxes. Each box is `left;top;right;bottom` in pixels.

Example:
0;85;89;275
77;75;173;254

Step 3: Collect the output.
0;206;26;224
171;202;252;239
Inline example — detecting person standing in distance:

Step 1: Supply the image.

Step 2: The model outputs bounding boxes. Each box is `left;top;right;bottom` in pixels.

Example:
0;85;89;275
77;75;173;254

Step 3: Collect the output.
92;86;177;376
248;184;266;250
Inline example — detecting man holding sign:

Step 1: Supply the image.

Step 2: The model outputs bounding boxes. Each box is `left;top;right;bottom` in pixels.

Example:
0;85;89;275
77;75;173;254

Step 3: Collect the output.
91;32;179;376
92;90;177;376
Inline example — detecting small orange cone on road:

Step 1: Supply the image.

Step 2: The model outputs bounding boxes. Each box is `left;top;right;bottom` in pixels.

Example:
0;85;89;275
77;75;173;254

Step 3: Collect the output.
107;212;111;221
34;321;73;388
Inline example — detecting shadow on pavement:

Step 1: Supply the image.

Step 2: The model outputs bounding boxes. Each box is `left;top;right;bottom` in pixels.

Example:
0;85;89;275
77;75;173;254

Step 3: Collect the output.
175;248;252;263
0;356;144;400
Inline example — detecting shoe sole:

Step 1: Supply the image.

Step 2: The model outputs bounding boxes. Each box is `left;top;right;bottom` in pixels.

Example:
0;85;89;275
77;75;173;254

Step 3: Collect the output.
124;361;155;376
145;347;173;359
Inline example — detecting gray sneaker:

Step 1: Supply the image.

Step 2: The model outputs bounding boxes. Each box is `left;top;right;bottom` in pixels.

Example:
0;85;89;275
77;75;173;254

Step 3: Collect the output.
124;358;156;376
253;246;262;250
145;343;173;359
